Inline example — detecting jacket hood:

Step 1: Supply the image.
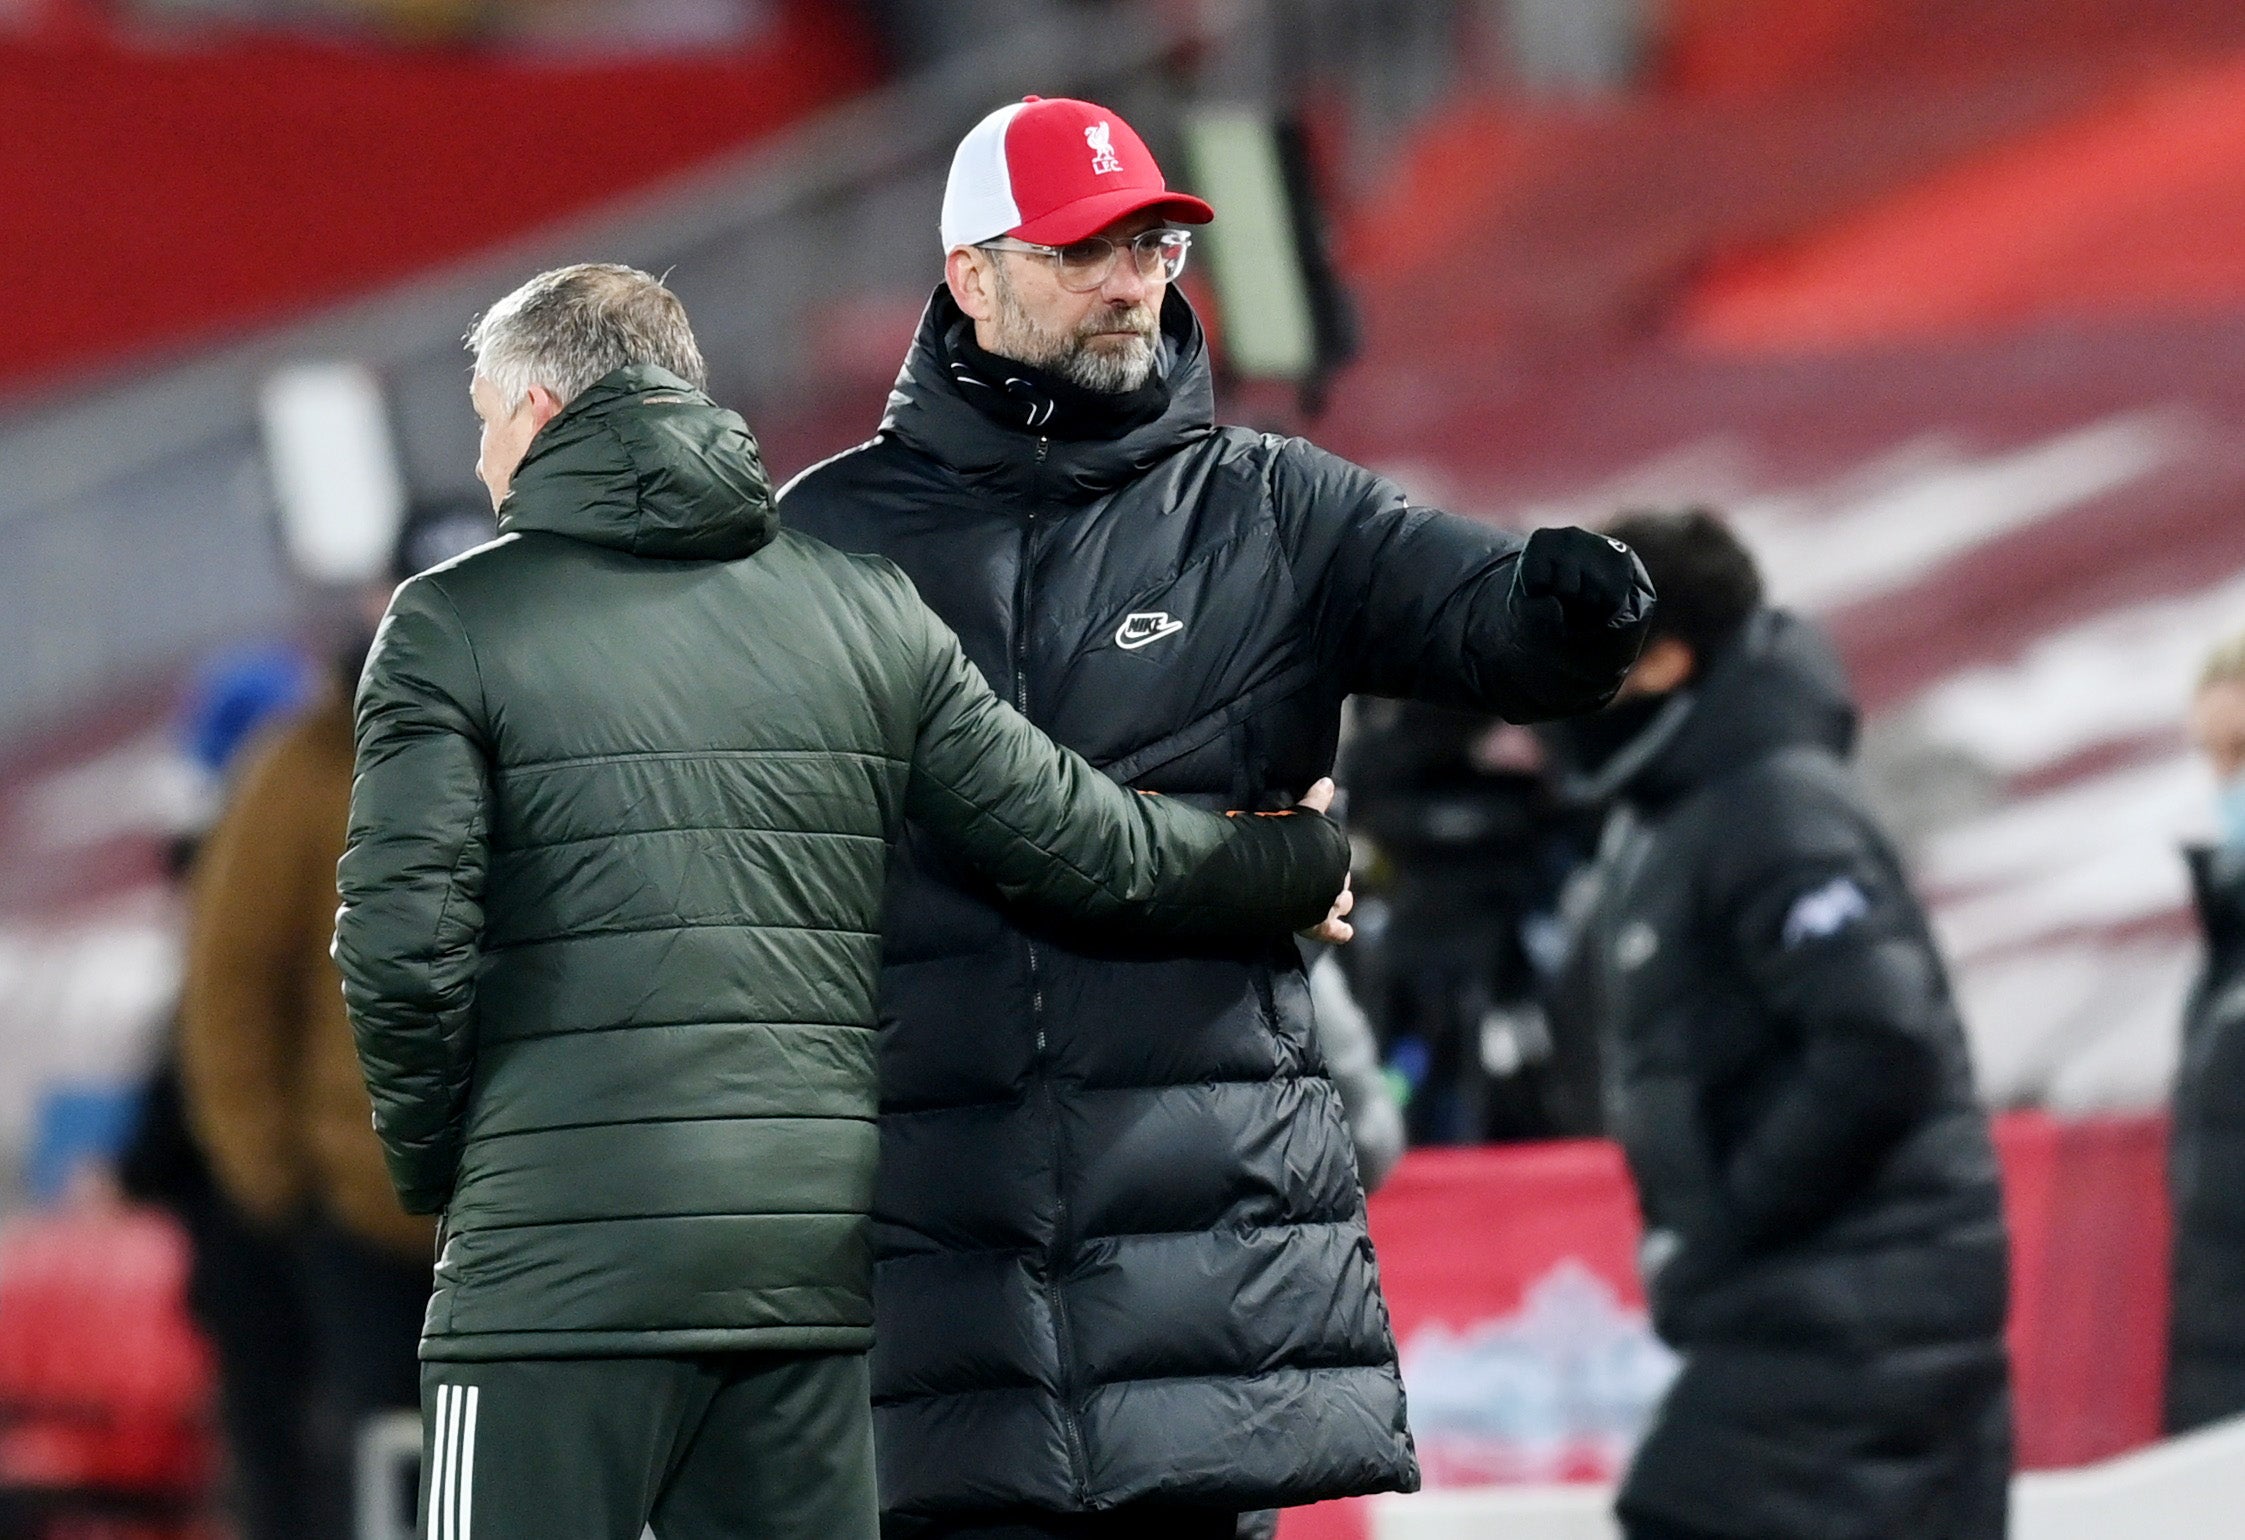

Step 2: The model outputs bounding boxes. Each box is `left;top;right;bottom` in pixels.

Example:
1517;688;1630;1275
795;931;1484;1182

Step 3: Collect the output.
879;285;1216;504
1590;609;1859;810
500;365;777;561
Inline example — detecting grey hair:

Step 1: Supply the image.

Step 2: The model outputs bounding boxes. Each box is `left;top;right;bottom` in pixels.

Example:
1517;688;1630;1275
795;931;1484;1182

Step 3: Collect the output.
467;263;707;410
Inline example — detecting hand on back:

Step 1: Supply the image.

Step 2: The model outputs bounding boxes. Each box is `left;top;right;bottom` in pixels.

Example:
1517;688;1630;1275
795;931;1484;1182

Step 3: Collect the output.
1295;778;1355;945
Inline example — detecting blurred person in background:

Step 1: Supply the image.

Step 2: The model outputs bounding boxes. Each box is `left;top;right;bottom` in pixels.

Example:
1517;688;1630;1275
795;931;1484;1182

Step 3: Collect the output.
1543;510;2010;1540
2165;630;2245;1432
177;500;492;1540
780;94;1651;1538
334;264;1352;1540
1342;700;1598;1143
118;658;321;1540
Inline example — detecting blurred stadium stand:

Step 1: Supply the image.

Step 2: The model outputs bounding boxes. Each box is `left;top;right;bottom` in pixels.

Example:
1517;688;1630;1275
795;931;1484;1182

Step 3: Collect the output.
0;0;1469;740
11;0;2245;1528
0;1207;213;1526
1295;0;2245;1120
0;2;877;392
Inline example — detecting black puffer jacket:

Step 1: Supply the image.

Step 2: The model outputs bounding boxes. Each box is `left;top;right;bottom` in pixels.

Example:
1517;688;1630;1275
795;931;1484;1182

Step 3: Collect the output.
778;289;1643;1517
1548;611;2011;1540
2167;845;2245;1432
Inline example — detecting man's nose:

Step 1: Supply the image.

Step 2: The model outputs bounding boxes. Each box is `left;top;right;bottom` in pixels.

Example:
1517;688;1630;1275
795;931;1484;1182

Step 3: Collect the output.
1100;252;1152;305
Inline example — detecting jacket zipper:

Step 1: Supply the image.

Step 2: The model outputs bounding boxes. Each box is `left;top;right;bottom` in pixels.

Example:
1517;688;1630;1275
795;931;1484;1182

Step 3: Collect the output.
1015;438;1089;1501
1035;951;1088;1502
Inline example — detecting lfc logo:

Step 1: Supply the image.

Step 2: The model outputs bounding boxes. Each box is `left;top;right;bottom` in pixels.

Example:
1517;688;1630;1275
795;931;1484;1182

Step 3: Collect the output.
1086;121;1123;175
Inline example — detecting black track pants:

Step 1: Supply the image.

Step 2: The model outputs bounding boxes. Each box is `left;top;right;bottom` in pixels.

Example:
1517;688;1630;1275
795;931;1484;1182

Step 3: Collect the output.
418;1351;876;1540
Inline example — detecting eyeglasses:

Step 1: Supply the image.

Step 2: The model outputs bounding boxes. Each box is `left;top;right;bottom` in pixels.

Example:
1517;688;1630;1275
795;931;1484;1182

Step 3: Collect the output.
979;228;1193;293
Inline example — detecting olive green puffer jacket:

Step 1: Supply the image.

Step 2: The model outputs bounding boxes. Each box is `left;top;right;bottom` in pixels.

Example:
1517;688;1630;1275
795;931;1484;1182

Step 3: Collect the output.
333;366;1347;1362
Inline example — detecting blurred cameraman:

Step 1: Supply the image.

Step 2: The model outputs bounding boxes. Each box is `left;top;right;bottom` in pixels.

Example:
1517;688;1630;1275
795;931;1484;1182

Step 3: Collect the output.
1343;700;1598;1142
1543;510;2010;1540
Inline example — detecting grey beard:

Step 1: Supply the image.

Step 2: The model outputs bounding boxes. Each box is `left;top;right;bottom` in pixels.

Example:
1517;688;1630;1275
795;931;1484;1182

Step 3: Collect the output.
987;264;1159;393
1049;336;1157;393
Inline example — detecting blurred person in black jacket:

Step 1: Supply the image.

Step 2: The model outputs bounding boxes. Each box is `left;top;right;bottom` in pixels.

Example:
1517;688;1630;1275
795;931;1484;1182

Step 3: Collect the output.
2167;631;2245;1432
1544;510;2011;1540
1342;700;1599;1141
120;1032;320;1540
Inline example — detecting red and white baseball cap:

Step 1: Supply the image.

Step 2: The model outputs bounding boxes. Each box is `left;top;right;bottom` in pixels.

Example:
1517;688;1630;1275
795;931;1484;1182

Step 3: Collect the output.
940;96;1215;252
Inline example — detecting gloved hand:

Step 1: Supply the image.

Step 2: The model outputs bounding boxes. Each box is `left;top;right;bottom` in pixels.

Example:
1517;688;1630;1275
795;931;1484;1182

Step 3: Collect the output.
1510;526;1655;651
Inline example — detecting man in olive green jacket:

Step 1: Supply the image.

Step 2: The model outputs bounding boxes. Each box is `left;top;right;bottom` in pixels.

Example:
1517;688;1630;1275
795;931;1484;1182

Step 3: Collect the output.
332;264;1350;1540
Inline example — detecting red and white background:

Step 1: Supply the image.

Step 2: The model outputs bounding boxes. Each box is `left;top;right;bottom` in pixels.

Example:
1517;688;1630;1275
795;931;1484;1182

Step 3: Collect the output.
5;0;2245;1522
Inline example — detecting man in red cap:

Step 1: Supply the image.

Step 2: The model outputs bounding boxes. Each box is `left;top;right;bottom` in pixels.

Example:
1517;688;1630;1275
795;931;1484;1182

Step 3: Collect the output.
781;96;1655;1539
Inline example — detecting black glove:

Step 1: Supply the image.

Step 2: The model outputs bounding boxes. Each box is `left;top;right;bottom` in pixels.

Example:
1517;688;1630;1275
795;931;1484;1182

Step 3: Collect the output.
1510;525;1655;646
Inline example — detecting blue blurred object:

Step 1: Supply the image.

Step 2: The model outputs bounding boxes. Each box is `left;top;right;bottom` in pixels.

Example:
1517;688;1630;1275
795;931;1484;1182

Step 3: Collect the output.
26;1081;146;1205
1386;1035;1431;1107
179;643;319;776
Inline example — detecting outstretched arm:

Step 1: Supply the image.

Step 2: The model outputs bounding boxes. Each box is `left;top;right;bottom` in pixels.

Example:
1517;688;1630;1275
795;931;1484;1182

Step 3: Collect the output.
333;579;491;1216
899;585;1350;944
1284;441;1653;720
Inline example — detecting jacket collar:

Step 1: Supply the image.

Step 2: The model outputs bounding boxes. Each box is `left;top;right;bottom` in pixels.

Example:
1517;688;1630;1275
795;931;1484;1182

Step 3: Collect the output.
1607;609;1861;812
879;286;1216;505
499;365;778;561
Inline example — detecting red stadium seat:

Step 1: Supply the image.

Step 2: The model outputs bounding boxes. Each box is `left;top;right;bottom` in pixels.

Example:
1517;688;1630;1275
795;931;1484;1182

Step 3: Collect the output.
0;1208;214;1517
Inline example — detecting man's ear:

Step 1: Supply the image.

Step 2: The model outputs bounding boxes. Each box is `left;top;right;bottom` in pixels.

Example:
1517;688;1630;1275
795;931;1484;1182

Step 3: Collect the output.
523;383;566;434
946;246;997;323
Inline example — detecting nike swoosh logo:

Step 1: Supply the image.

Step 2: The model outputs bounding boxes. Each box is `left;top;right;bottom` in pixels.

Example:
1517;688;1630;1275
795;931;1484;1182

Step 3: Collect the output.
1116;613;1186;650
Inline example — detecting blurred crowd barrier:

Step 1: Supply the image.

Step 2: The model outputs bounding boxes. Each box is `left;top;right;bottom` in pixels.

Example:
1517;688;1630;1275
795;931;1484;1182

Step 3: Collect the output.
0;1112;2169;1534
1272;1111;2170;1540
1361;1415;2245;1540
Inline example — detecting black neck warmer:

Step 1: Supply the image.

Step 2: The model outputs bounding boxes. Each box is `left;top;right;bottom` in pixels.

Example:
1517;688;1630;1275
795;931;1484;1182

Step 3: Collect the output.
940;314;1173;442
1538;690;1698;809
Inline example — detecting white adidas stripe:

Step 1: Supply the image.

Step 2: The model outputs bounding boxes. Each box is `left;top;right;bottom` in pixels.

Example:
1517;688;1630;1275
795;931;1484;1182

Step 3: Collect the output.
428;1383;479;1540
457;1385;480;1540
432;1384;456;1540
429;1385;445;1540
